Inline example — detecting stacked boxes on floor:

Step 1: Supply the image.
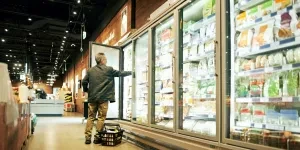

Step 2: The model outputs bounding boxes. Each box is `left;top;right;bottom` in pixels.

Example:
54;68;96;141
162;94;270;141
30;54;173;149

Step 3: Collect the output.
0;103;30;150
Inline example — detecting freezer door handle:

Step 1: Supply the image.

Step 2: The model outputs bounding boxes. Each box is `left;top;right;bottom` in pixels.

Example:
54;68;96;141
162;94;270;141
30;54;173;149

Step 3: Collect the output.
214;40;218;77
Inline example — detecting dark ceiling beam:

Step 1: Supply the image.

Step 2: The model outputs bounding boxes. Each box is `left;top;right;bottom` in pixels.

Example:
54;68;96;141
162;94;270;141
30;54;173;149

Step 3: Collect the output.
45;0;95;8
0;9;68;22
1;35;81;45
0;44;76;52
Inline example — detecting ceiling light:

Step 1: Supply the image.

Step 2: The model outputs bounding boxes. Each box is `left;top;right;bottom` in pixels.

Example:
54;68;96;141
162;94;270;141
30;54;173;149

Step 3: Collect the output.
71;44;76;47
69;20;72;23
1;39;5;42
73;11;77;15
36;58;38;60
58;52;60;54
62;43;64;45
62;40;65;43
34;52;37;54
10;55;12;57
19;64;21;66
36;63;38;64
60;49;63;51
13;67;15;69
29;33;32;36
65;30;69;33
63;36;66;39
4;29;8;32
7;60;10;62
9;50;11;51
33;44;36;46
77;0;80;3
14;64;17;66
5;55;8;57
28;18;32;21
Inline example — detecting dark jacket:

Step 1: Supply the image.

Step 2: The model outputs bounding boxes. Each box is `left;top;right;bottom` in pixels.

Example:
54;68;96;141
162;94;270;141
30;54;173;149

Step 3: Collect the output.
82;64;131;103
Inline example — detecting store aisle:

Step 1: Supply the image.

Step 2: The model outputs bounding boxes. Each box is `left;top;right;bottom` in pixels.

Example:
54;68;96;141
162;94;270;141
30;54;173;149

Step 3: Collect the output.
26;113;142;150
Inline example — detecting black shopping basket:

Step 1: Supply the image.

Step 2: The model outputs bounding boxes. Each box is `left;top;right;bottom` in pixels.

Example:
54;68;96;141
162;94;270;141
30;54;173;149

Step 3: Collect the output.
99;123;124;146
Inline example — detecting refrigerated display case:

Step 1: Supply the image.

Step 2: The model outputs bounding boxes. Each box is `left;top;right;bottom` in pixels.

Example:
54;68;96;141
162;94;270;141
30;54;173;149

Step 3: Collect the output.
224;0;300;149
133;32;149;124
122;43;133;120
152;16;175;128
178;0;217;137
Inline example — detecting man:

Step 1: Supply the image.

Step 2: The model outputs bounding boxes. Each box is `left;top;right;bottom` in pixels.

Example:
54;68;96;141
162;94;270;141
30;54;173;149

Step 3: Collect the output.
82;52;131;144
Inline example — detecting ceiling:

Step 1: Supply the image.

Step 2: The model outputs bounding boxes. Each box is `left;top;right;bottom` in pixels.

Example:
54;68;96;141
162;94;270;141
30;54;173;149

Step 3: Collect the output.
0;0;126;84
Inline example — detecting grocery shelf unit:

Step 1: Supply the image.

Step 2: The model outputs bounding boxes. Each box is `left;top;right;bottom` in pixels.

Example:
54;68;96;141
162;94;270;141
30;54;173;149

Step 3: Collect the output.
222;0;300;149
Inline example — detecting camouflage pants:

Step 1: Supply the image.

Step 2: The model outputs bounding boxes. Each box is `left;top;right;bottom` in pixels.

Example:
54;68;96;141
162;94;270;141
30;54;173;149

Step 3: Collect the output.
84;102;109;140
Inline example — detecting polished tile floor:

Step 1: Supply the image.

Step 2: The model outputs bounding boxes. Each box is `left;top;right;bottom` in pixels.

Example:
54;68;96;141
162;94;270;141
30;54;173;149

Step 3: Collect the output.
26;113;142;150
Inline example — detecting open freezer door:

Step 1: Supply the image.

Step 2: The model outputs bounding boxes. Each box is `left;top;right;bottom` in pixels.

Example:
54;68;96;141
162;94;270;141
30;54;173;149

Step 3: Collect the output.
89;42;121;119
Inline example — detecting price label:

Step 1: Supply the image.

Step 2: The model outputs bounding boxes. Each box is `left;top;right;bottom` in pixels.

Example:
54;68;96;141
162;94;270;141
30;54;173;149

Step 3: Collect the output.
282;97;293;102
254;123;264;129
264;67;274;73
260;97;268;102
282;64;293;70
266;124;284;131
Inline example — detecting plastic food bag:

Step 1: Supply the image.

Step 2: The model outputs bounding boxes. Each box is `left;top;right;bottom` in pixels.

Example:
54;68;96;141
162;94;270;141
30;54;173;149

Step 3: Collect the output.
236;12;247;27
286;49;294;64
252;20;275;49
203;0;215;18
246;6;259;22
274;12;293;40
237;30;254;52
258;0;273;17
290;9;300;37
255;55;268;68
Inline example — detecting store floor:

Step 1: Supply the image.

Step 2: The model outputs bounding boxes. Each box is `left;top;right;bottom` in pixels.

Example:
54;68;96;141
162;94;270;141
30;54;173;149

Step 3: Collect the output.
25;112;142;150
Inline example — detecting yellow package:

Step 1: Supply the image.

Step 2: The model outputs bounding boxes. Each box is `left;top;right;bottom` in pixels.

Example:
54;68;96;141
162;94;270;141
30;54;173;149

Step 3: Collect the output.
236;12;247;27
274;0;292;11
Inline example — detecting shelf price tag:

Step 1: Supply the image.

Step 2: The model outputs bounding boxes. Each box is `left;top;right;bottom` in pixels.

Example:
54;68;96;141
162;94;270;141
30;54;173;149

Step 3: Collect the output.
264;67;274;73
266;124;284;131
282;97;293;102
283;64;293;70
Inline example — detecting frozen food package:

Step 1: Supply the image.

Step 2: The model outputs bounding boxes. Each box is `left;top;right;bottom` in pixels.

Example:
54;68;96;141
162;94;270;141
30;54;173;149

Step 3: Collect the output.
290;9;300;37
199;26;206;42
294;47;300;62
258;0;273;17
286;49;294;64
273;52;284;66
198;44;205;55
237;30;253;52
198;59;208;76
239;104;252;122
268;74;280;97
203;0;215;18
252;20;275;49
260;55;268;67
236;12;247;27
287;70;299;96
189;45;198;56
252;104;266;123
204;40;214;52
266;110;280;124
268;54;274;67
255;55;262;68
243;59;255;71
274;0;292;11
183;48;189;60
206;22;216;39
274;12;293;40
207;57;215;73
246;6;259;22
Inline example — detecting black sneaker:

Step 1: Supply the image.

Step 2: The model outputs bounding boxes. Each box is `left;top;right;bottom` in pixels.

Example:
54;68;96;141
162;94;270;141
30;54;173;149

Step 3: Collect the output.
93;139;101;144
85;139;91;144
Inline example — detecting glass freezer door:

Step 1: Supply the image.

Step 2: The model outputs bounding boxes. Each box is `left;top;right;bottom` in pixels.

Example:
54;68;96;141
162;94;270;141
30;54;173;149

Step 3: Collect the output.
152;16;175;129
224;0;300;149
89;43;121;119
178;0;217;138
133;32;149;124
122;43;133;120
